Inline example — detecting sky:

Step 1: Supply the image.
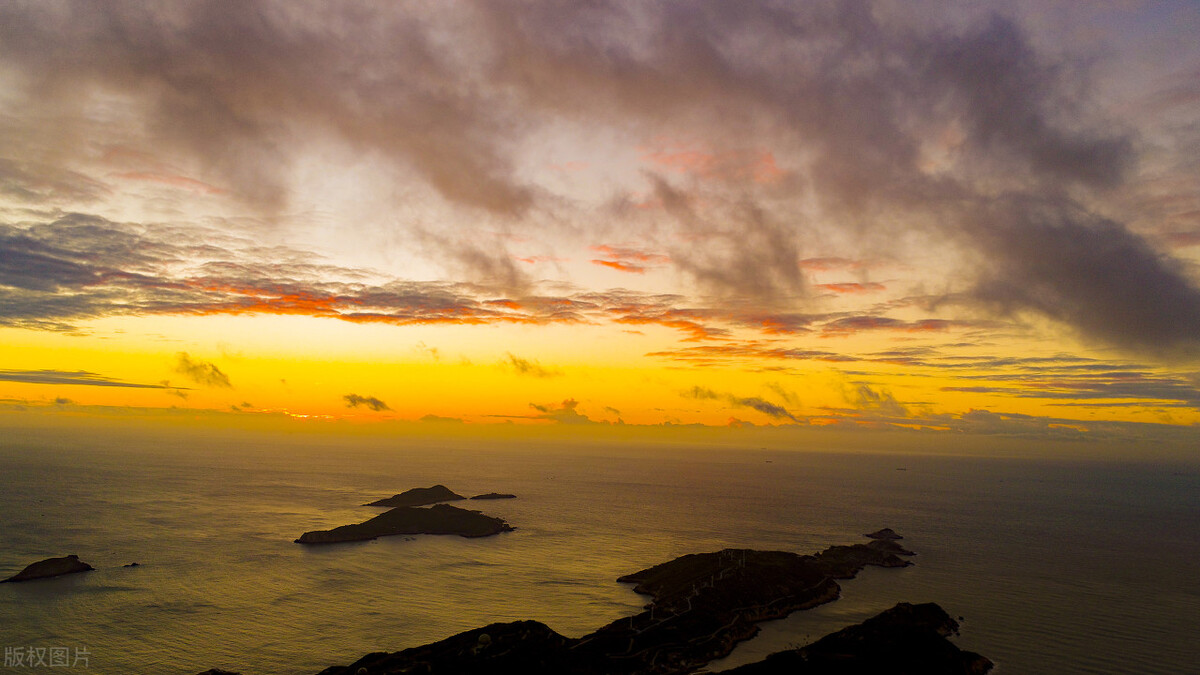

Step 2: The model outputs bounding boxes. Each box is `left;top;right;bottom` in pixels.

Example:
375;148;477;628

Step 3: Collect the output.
1;1;1199;451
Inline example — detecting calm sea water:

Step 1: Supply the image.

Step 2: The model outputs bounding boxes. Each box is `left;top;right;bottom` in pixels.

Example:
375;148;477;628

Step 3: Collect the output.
0;426;1197;674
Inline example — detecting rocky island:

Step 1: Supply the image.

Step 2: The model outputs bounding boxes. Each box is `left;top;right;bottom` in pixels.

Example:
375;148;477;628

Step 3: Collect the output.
295;503;514;544
312;530;988;674
470;492;517;500
1;554;95;583
725;601;993;674
364;484;466;507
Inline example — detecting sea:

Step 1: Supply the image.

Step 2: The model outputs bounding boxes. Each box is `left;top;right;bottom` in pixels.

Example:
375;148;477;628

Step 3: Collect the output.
1;424;1198;674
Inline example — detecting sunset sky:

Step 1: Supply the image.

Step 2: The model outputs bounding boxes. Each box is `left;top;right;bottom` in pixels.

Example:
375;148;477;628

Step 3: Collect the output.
2;1;1199;449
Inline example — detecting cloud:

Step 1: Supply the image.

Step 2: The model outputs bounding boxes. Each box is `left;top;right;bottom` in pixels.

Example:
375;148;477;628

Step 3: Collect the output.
682;385;800;422
816;282;886;294
820;316;978;338
941;371;1200;409
662;185;809;304
504;353;560;378
0;158;110;204
766;382;800;406
683;386;721;400
589;245;670;274
0;1;1195;363
174;353;232;388
344;394;391;412
592;259;647;274
640;141;785;184
0;216;608;330
799;258;871;272
0;2;534;214
735;396;800;423
651;341;858;366
849;384;909;418
0;369;175;389
529;398;593;424
964;197;1200;357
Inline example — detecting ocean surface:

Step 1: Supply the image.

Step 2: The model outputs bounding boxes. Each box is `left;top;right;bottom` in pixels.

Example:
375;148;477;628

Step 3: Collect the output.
1;426;1198;674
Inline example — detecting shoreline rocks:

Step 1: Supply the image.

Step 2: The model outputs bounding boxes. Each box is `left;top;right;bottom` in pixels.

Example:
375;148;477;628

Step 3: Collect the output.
1;555;95;583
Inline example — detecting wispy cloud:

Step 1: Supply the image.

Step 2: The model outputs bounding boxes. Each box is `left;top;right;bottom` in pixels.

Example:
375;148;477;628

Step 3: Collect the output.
343;394;391;412
504;353;561;378
849;383;910;418
0;369;176;389
682;386;800;423
174;353;231;388
589;245;670;274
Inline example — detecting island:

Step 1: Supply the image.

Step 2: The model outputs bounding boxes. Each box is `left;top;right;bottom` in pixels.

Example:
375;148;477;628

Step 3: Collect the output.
1;555;95;583
470;492;517;500
311;531;992;675
295;503;514;544
364;484;466;507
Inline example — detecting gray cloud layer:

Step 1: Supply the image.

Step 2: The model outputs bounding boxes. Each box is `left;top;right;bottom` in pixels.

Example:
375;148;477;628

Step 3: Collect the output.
0;2;1197;357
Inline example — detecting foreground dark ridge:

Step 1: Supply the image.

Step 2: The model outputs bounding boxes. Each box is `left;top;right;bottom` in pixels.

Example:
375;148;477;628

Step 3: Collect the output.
303;531;986;675
725;601;993;674
294;504;513;544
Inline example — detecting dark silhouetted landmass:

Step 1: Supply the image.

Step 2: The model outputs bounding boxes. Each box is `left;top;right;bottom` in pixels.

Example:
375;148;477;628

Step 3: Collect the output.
1;555;94;583
724;602;993;674
470;492;517;500
295;504;513;544
313;532;960;675
865;527;903;540
364;484;466;507
316;620;581;675
195;670;242;675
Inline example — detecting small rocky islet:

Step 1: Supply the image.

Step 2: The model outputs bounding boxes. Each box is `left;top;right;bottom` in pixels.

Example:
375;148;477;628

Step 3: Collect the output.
295;503;514;544
297;485;517;545
1;554;95;583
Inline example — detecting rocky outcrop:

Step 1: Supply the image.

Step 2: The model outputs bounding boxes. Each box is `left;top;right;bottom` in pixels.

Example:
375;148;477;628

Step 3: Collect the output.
314;531;934;674
1;555;95;583
724;602;993;674
316;620;582;675
865;527;903;540
470;492;517;500
364;485;466;507
295;504;513;544
809;539;914;579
